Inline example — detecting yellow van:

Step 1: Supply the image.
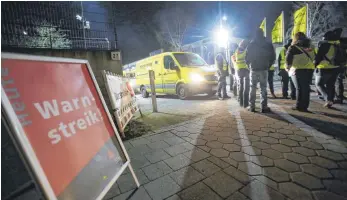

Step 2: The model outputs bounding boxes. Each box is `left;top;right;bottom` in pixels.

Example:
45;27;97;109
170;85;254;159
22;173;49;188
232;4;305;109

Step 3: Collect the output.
123;52;218;99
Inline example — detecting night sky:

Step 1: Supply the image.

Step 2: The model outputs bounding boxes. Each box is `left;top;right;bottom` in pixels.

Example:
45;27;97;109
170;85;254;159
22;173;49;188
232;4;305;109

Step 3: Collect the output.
118;1;293;64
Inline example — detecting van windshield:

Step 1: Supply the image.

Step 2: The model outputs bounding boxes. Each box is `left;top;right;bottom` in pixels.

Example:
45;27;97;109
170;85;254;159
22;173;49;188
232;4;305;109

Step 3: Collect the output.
173;53;207;67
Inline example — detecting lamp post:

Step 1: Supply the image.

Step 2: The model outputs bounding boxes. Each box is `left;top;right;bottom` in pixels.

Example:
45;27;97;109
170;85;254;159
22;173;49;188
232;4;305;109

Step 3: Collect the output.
76;2;90;49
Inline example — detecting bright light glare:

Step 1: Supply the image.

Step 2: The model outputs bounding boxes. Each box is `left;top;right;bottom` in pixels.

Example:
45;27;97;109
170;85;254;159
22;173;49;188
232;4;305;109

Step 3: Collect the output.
214;28;229;48
190;73;204;83
222;16;227;21
23;31;28;35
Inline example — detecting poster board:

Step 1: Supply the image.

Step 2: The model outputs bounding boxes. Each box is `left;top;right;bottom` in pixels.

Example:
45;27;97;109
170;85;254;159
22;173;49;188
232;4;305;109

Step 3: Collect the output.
1;53;139;200
103;71;139;137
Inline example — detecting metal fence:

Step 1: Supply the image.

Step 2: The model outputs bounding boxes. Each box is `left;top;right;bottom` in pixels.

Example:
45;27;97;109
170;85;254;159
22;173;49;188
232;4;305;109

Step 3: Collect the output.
1;1;117;50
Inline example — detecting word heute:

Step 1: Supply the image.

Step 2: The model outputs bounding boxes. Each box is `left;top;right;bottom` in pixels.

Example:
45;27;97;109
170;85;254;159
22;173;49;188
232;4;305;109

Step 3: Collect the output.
33;96;103;145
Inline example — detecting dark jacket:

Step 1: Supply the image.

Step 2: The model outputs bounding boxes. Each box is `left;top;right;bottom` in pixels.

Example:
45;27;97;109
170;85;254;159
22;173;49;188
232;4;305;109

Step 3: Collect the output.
314;41;335;67
216;53;229;77
245;34;276;71
314;41;347;67
286;38;312;67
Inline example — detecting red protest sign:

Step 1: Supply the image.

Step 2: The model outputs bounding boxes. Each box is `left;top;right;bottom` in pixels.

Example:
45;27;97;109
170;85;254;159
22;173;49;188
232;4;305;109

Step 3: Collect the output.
1;54;129;200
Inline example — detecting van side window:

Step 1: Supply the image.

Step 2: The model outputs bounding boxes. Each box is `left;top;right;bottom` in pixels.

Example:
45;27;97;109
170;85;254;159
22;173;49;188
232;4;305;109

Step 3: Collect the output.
164;56;174;69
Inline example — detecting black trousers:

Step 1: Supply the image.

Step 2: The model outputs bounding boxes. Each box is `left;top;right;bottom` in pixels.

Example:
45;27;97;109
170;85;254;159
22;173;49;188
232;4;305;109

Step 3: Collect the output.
289;77;296;98
237;69;250;107
315;68;339;102
279;69;289;97
229;75;238;94
218;76;227;96
268;70;275;94
335;67;345;101
291;69;314;109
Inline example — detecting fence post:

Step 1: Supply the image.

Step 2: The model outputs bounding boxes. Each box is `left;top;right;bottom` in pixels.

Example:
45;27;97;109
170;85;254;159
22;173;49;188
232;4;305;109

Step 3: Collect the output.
149;70;158;112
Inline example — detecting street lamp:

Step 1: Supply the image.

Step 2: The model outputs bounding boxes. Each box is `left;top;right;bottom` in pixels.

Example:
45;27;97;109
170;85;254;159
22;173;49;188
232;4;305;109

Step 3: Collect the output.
214;27;229;48
76;14;82;21
75;12;90;49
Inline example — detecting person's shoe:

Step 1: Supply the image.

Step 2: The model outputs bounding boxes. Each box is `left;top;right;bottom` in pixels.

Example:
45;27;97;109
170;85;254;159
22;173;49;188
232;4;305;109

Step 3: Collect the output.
218;94;223;100
283;96;289;99
318;96;324;101
270;93;277;98
247;107;255;112
261;107;271;113
291;106;299;111
324;101;333;108
291;106;309;112
291;96;296;100
310;88;315;92
224;95;231;99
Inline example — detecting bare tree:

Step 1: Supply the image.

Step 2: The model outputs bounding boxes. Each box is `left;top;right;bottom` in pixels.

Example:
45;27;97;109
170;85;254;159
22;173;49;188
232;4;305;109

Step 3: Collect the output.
286;2;346;43
154;4;195;51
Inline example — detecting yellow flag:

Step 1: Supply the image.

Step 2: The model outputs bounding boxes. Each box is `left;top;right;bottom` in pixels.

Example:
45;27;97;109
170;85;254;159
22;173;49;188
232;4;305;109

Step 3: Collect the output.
272;13;283;43
259;18;266;36
292;5;307;38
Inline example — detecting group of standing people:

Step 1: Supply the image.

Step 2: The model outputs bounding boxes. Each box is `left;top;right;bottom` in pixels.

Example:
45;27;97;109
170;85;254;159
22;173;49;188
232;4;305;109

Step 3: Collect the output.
216;28;346;113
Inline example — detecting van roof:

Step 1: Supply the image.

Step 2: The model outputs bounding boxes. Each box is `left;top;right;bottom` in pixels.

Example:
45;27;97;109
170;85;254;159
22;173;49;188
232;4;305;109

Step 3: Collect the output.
122;52;197;70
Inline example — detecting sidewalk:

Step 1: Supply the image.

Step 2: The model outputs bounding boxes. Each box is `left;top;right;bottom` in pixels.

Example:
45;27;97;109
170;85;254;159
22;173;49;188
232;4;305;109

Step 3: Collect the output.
104;95;347;200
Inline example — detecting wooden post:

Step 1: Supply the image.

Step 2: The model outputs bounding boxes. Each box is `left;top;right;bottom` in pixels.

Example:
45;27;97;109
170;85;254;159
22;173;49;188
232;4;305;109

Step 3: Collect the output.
148;70;158;112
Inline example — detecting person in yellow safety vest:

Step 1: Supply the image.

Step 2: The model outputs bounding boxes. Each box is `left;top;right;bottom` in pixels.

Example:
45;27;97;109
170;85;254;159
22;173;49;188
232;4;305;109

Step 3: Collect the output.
334;29;347;104
268;64;276;98
314;30;346;108
278;39;296;99
215;47;230;100
232;40;250;108
286;32;315;112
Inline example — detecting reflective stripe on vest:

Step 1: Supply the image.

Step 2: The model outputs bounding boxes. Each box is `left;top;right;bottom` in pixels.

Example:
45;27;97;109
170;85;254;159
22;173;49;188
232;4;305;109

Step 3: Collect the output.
317;41;340;69
291;45;315;69
280;48;286;69
234;50;248;70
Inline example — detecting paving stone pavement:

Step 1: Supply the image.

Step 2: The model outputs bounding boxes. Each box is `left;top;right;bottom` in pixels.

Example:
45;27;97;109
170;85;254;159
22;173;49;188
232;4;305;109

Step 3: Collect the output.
105;91;347;200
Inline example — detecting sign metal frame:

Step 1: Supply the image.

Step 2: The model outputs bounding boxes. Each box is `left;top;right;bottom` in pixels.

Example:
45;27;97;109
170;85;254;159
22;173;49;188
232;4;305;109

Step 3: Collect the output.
1;52;139;200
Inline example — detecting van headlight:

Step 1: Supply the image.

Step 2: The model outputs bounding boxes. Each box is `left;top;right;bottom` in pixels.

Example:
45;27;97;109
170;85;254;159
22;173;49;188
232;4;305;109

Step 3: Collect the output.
190;73;204;82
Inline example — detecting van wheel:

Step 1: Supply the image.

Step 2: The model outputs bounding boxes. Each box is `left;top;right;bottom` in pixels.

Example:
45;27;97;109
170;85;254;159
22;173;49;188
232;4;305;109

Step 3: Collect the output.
141;87;149;98
177;84;189;100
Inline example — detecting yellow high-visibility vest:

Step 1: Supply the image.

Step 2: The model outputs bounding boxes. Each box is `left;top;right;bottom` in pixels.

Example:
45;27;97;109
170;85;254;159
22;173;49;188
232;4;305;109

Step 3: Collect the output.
279;48;286;69
269;65;275;71
291;45;315;69
233;50;248;70
215;54;228;71
317;41;341;69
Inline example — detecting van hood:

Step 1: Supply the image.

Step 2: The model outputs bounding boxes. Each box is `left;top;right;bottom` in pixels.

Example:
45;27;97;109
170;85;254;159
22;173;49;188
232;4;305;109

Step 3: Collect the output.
181;65;217;74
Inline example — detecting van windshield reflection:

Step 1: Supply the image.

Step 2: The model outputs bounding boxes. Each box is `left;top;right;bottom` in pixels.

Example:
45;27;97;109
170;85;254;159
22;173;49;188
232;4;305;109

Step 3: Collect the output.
173;53;208;67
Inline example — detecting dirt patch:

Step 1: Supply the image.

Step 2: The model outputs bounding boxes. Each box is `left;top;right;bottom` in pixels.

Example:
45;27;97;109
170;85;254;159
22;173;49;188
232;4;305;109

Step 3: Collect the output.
123;112;197;140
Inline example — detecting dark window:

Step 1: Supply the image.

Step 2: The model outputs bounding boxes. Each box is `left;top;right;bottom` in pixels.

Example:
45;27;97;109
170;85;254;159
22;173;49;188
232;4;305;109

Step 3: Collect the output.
173;53;207;67
164;56;174;69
